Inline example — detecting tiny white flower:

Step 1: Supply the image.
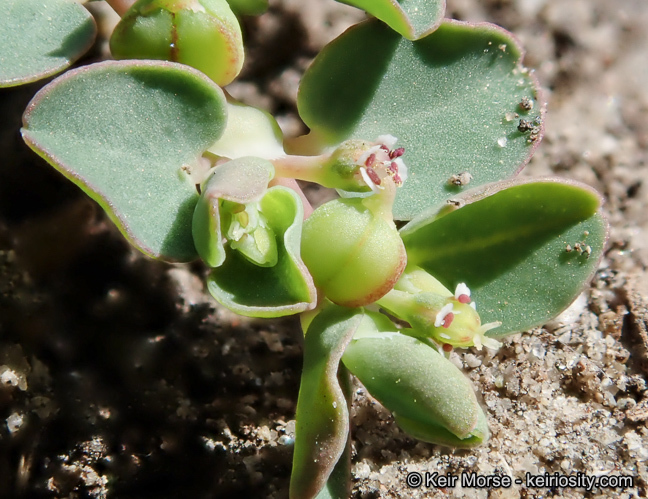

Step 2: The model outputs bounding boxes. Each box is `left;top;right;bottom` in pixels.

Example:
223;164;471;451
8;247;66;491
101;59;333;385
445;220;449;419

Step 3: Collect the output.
376;134;398;149
455;283;471;300
359;167;382;193
393;157;407;183
434;303;455;328
356;145;382;167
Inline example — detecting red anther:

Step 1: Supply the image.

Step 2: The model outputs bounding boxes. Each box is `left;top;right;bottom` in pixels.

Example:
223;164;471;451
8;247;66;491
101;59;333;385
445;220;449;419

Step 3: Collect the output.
442;343;453;352
390;147;405;159
457;294;471;304
380;144;390;152
442;312;454;328
393;173;402;186
364;153;376;167
365;167;381;185
389;161;399;173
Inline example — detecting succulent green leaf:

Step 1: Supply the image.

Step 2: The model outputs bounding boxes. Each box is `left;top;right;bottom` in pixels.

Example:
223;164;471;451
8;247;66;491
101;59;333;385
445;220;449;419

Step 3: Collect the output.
207;100;285;160
110;0;244;86
400;179;608;336
0;0;96;87
342;318;488;446
193;157;275;267
335;0;444;40
291;305;362;499
226;0;268;16
297;19;542;220
22;60;227;261
206;186;317;317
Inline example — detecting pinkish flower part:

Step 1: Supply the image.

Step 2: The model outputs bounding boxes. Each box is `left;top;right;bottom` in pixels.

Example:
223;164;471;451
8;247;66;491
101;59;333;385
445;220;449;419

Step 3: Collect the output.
354;137;407;190
434;303;456;328
455;283;471;304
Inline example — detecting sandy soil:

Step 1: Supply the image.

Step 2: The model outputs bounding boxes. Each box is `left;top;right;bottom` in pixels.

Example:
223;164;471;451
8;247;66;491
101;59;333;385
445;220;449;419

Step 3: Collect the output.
1;0;647;498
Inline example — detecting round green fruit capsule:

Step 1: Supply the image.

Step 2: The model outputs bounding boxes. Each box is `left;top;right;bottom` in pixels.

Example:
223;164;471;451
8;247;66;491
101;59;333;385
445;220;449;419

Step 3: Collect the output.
301;198;406;307
110;0;244;86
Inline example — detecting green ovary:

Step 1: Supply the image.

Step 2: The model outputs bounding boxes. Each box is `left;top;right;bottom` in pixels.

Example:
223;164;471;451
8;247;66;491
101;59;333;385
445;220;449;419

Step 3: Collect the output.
301;198;406;307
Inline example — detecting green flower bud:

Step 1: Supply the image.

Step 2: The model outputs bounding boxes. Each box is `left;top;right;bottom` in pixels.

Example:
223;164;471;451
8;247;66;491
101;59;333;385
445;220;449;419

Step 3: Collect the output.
301;197;406;307
110;0;244;86
379;266;502;350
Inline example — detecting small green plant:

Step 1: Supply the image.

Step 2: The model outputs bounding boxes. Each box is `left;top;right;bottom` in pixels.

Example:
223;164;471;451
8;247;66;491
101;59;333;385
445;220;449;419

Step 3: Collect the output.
4;0;608;497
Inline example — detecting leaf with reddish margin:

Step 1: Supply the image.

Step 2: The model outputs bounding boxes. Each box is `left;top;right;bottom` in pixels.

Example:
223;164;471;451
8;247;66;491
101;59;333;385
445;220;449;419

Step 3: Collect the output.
400;178;608;336
0;0;96;87
296;19;544;221
22;60;227;262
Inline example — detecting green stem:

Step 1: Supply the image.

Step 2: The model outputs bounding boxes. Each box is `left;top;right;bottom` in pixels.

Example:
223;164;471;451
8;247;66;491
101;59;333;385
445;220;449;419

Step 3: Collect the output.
271;154;330;185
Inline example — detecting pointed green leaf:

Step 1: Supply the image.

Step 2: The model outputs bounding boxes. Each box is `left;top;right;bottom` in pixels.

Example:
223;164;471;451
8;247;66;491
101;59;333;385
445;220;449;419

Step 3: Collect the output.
400;179;608;336
0;0;96;87
297;19;543;220
22;60;227;261
336;0;445;40
291;305;362;499
206;186;317;317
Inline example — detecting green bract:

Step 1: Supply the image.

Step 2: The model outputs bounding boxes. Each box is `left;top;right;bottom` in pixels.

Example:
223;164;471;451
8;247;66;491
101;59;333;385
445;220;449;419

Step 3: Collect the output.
342;326;489;447
291;304;359;499
0;0;96;87
110;0;244;85
207;100;285;160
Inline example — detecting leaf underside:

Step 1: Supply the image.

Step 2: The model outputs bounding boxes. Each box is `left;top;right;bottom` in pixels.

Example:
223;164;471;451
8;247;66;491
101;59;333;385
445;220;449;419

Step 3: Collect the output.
22;60;227;261
0;0;96;87
298;19;542;220
401;180;607;335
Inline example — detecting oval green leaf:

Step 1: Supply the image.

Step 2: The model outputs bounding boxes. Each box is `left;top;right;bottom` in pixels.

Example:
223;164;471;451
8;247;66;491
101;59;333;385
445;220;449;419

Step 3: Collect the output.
297;19;543;220
336;0;445;40
206;186;317;317
22;60;227;261
400;179;608;336
0;0;97;87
